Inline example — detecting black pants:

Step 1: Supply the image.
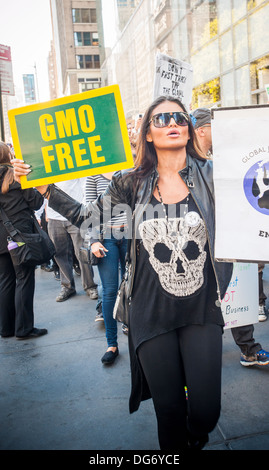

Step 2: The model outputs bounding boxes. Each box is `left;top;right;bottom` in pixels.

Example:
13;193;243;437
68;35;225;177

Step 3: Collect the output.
0;253;35;337
231;324;261;356
259;263;267;306
137;324;223;450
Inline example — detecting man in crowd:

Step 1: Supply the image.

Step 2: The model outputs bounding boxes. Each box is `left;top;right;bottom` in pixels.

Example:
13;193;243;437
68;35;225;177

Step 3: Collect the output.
47;178;98;302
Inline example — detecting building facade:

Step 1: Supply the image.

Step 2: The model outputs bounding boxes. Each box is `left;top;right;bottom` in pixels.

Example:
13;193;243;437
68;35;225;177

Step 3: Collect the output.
102;0;269;118
49;0;102;97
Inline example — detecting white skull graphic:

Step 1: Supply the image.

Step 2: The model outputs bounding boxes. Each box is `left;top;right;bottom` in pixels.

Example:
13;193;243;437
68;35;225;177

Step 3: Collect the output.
139;216;207;297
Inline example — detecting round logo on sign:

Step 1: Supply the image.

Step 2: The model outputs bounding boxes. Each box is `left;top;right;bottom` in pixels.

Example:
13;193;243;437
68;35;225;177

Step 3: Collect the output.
243;160;269;215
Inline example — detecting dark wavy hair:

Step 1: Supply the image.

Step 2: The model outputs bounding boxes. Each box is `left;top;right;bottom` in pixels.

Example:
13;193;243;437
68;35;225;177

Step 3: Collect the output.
0;141;14;194
133;96;205;178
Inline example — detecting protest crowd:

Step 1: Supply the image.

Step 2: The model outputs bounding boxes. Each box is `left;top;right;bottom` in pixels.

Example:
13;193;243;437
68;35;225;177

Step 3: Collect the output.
0;93;268;451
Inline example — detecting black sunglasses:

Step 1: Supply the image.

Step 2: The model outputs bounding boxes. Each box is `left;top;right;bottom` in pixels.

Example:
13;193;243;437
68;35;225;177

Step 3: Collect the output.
149;111;189;128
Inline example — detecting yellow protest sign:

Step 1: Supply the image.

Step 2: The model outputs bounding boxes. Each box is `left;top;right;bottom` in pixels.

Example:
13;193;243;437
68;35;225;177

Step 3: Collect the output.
8;85;134;188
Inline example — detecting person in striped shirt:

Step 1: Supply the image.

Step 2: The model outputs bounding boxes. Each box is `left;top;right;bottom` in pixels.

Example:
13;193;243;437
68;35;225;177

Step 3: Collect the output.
85;172;128;365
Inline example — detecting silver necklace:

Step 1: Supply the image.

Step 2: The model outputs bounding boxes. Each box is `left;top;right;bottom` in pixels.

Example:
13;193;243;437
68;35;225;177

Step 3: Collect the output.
156;182;189;221
156;182;190;249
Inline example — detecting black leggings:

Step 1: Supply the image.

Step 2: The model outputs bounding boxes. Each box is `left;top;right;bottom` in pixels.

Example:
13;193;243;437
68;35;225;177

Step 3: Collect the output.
0;252;35;337
137;324;223;450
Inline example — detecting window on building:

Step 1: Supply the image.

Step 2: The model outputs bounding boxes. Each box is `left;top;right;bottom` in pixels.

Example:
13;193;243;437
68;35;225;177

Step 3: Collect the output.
81;9;90;22
220;29;233;72
76;55;100;69
249;3;269;59
235;65;250;105
250;55;269;104
72;8;81;23
72;8;97;23
85;55;92;68
83;32;91;46
90;9;97;23
74;32;82;46
94;55;100;68
78;77;101;92
192;77;220;108
217;0;231;33
76;55;84;69
74;32;95;46
191;0;218;52
191;40;220;84
92;33;99;46
247;0;265;10
221;72;235;106
247;0;256;9
232;0;247;22
233;20;248;67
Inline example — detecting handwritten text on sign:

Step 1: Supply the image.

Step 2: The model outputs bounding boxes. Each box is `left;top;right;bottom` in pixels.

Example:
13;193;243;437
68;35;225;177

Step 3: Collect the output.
222;263;258;329
153;53;193;108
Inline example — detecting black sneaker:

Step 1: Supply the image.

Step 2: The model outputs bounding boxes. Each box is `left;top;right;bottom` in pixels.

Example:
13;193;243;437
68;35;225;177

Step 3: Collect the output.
16;328;48;340
101;348;119;365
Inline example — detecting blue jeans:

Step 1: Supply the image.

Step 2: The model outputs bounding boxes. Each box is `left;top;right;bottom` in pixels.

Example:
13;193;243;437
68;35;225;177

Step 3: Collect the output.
97;235;127;347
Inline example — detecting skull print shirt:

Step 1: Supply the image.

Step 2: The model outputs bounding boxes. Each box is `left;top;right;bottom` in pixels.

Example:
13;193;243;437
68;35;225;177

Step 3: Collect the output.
129;193;224;351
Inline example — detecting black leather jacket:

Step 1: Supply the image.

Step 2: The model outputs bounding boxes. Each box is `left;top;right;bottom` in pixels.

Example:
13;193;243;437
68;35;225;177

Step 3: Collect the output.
49;153;233;302
0;166;44;254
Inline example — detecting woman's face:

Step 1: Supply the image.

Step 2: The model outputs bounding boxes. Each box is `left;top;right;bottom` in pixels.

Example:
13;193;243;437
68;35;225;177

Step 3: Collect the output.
146;101;190;153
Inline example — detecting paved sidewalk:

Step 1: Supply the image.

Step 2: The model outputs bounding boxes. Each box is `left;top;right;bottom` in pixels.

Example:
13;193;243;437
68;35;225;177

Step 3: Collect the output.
0;265;269;453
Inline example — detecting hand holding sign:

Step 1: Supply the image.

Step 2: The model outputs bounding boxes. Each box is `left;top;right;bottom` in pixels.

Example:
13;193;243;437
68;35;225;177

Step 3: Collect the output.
11;158;31;183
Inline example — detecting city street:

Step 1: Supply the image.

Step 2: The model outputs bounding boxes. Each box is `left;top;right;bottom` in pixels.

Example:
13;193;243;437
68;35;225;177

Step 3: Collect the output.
1;0;269;463
0;264;269;454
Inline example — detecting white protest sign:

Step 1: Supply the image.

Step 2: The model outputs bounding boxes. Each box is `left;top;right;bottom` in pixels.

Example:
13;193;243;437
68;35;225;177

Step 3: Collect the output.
212;105;269;263
222;263;258;329
153;53;193;109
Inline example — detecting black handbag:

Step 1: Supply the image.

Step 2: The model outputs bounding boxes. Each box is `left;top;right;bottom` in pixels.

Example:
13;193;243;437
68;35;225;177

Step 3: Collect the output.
113;182;138;327
79;230;104;266
79;245;100;266
0;207;55;267
113;262;131;325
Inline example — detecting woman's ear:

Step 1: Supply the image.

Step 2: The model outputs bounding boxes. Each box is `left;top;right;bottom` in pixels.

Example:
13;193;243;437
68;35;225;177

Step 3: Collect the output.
146;130;153;142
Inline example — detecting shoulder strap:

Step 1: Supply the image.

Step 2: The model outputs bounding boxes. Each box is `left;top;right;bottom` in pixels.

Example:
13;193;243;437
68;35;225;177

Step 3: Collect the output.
125;179;139;263
0;206;19;238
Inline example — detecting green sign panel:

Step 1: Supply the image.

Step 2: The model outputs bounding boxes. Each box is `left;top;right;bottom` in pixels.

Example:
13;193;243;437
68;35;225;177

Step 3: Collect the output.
9;85;133;188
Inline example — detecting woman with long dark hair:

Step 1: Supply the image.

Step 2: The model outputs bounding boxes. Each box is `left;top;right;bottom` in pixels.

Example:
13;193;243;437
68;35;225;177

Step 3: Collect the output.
13;96;233;449
0;142;47;339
